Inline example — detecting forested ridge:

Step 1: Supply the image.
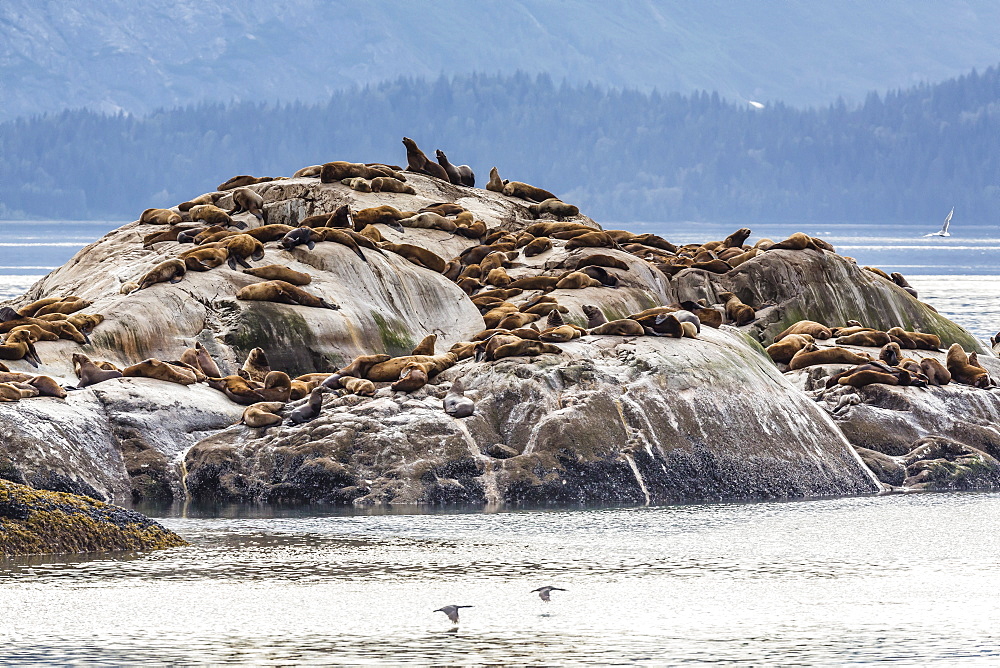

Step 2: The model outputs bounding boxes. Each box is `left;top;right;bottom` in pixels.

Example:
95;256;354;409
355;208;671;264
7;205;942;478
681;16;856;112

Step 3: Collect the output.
2;69;998;224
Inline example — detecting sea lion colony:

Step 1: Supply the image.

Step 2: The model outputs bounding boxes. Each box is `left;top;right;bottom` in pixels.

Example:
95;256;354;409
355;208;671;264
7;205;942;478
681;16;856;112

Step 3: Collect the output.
1;138;993;424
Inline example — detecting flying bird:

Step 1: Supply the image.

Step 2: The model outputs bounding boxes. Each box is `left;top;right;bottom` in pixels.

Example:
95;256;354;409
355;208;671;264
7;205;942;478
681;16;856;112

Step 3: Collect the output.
747;100;765;109
531;586;567;602
924;207;954;237
434;605;472;624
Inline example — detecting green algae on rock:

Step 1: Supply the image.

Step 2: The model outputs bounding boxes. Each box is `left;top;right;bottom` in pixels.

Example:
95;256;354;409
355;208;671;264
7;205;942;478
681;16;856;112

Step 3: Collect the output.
0;480;186;557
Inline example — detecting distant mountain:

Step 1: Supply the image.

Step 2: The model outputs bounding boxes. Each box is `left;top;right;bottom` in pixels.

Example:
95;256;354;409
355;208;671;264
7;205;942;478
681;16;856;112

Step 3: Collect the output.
3;0;1000;121
2;69;998;224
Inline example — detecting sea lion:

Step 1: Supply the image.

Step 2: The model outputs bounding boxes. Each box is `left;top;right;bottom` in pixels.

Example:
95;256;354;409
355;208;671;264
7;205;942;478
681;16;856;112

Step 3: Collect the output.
648;313;685;338
507;276;560;292
379;242;447;273
189;204;239;228
122;359;198;385
391;362;431;392
837;368;902;388
774;320;833;341
486;166;507;192
398;212;457;232
890;272;918;298
496;312;541;330
243;264;311;285
242;401;284;428
279;227;322;251
589;319;646;336
443;379;475;417
28;375;67;399
289;387;329;424
228;188;266;222
366;353;457;383
401;137;450;180
878;342;902;366
722;228;752;248
718;292;755;326
7;324;58;343
864;266;893;280
555;271;601;289
489;339;562;360
522;302;567;316
920;357;952;386
343;177;373;192
337;354;392;379
219;234;265;269
886;327;941;351
420;203;467;217
566;232;615;251
411;334;437;356
137;258;185;290
946;343;991;387
237;281;338;309
207;375;266;405
339;376;376;396
528;198;579;219
33;297;91;317
195;342;222;378
455;219;488;239
0;330;41;367
16;297;63;317
371;177;416;194
293;165;322;178
177;192;222;212
180;247;228;271
318;228;370;262
435;150;475;187
582;304;608;328
139;208;183;226
572;254;630;271
353;205;406;230
217;175;274;191
765;333;815;364
767;232;812;251
502;181;557;203
787;345;872;371
240;348;271;383
836;330;891;347
244;224;296;242
74;354;123;387
260;370;292;403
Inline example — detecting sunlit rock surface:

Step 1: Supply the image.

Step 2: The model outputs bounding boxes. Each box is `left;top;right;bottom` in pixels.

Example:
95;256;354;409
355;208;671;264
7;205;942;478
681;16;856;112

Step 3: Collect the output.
0;170;993;505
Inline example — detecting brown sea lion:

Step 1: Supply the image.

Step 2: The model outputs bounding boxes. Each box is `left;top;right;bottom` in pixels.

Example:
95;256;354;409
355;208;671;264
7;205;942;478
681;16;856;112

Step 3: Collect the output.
435;150;475;187
946;344;991;387
767;232;812;251
837;369;902;387
207;375;266;405
260;371;292;403
864;266;893;280
528;198;579;219
228;188;266;222
137;258;185;290
507;276;560;292
122;359;198;385
920;357;952;386
398;212;457;232
180;247;229;271
217;175;274;191
28;375;67;399
836;330;891;347
787;345;872;371
566;232;615;251
502;181;557;203
401;137;450;180
177;192;222;212
582;304;608;328
539;325;581;342
878;342;902;366
242;401;284;428
718;292;755;326
33;297;91;317
189;204;237;228
243;264;311;285
236;281;338;309
774;320;833;342
390;362;431;392
0;330;41;367
371;177;416;194
74;354;123;387
244;224;296;242
722;228;752;248
16;297;63;317
765;333;815;364
194;342;222;378
886;327;941;351
337;354;392;379
353;205;406;230
238;348;271;383
490;339;562;360
379;242;447;273
589;318;645;336
366;353;457;382
572;254;630;271
455;219;488;239
218;234;265;269
293;165;322;178
497;312;541;330
340;376;376;396
343;177;373;192
411;334;437;356
139;208;183;226
555;271;602;289
486;166;507;192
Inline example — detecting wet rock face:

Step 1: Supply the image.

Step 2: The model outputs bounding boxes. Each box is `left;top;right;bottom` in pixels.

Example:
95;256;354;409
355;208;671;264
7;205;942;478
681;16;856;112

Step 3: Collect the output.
0;480;186;556
185;329;879;505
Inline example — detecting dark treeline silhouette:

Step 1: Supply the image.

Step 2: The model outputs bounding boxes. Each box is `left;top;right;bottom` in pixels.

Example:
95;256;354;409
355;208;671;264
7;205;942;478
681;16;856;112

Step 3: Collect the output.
1;69;998;223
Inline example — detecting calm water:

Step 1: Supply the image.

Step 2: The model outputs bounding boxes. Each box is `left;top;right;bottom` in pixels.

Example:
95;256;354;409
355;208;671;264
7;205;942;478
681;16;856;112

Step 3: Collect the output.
3;494;1000;665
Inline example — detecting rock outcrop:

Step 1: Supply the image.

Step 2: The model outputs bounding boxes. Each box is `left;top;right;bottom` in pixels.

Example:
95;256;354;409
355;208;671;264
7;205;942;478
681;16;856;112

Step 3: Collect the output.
0;164;994;505
0;479;186;556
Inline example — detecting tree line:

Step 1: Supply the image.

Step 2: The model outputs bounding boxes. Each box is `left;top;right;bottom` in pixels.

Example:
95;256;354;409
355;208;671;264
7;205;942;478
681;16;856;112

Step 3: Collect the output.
1;68;998;224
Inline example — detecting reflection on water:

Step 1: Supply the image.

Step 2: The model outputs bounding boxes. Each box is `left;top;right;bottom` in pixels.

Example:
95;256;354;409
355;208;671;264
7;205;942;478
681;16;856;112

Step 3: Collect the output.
3;493;1000;664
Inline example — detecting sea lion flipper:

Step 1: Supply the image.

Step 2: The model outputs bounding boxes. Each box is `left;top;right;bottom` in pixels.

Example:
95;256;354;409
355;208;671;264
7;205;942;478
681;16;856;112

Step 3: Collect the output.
169;276;184;284
236;256;252;269
306;241;315;251
231;220;248;230
0;306;18;322
227;256;238;270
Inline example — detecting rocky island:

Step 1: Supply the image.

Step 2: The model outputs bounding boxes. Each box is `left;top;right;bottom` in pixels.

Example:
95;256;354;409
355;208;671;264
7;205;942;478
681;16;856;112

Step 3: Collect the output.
2;140;999;553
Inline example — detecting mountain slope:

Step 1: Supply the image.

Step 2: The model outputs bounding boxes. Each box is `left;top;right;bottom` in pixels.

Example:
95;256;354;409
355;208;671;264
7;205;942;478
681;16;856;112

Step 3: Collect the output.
3;0;1000;120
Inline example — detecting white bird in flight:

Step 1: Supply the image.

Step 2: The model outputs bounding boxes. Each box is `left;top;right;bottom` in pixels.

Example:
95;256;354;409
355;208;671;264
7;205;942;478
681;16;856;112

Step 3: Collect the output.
925;207;954;237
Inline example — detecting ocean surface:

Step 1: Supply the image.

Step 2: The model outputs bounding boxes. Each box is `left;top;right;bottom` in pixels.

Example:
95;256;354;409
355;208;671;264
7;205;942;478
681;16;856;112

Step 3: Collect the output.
1;219;999;664
3;494;1000;665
